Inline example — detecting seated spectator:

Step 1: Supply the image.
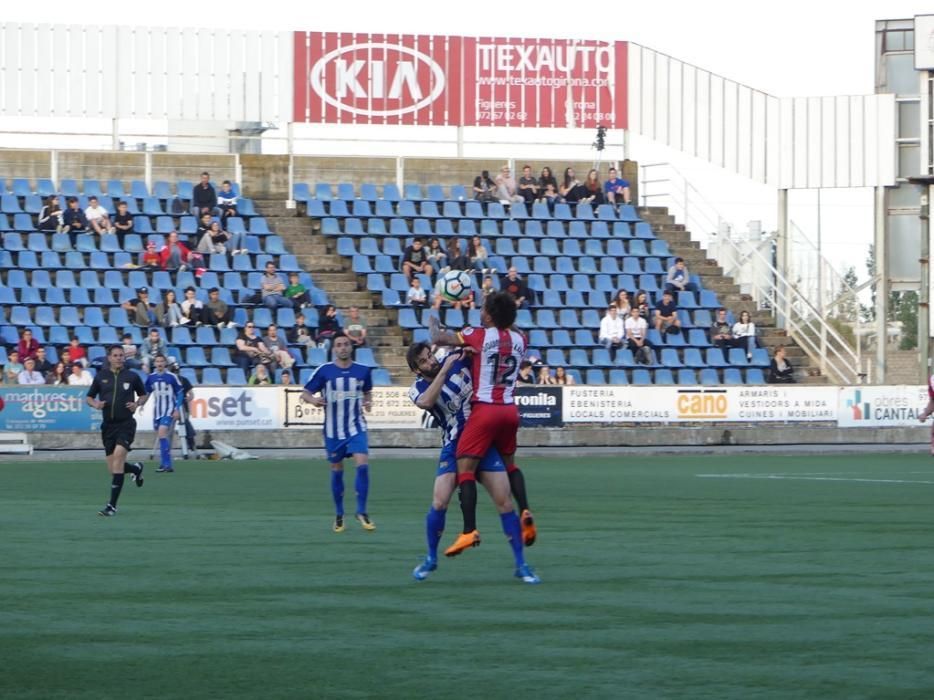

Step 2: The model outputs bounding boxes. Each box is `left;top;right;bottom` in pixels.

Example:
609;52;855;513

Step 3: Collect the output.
502;267;531;309
62;197;89;243
599;305;625;361
123;286;157;327
768;346;795;384
160;231;200;271
260;262;292;309
654;290;681;336
113;200;134;241
17;328;40;361
33;347;53;376
217;179;238;227
59;349;72;368
279;370;293;386
285;272;310;309
196;220;232;255
495;165;523;204
4;350;24;384
516;360;535;385
205;287;234;328
537;365;556;385
445;238;471;272
603;167;632;205
140;328;168;373
518;165;539;204
181;286;206;326
538;166;558;200
263;324;295;370
121;333;142;369
233;322;273;374
467;235;488;272
560;167;588;203
613;289;631;315
479;275;495;305
192;171;217;217
343;307;368;354
195;212;214;244
67;336;87;368
541;181;560;211
316;305;340;348
473;170;497;202
554;366;575;385
18;357;45;385
248;364;272;385
84;196;113;235
155;290;187;327
634;290;650;319
38;195;63;232
67;361;93;386
625;306;655;365
139;241;161;268
710;307;734;350
406;277;427;308
582;169;604;205
288;313;317;348
665;257;695;295
402;237;433;282
732;310;759;360
46;361;67;385
425;237;446;271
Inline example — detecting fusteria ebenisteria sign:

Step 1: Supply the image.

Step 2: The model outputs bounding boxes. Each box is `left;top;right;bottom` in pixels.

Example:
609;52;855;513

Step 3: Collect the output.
293;32;628;129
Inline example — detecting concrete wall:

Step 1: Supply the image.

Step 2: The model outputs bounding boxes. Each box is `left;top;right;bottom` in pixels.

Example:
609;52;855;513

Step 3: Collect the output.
292;156;397;193
0;150;53;182
151;154;237;192
58;152;146;186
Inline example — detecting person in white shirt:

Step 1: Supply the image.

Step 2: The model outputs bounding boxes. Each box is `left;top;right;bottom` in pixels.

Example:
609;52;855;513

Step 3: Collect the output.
181;286;206;325
67;362;93;386
406;278;427;308
624;306;654;365
84;196;113;235
17;358;46;385
732;309;758;360
599;305;625;361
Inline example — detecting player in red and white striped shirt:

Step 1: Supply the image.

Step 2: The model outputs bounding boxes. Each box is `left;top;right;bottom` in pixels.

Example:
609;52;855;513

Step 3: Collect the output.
429;291;537;557
919;374;934;455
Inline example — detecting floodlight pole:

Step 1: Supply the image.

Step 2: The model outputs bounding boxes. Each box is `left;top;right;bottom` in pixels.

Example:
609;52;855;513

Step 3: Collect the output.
909;176;934;382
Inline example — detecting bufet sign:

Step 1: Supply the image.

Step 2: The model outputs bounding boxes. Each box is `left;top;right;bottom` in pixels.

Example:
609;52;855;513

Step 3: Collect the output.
293;32;627;129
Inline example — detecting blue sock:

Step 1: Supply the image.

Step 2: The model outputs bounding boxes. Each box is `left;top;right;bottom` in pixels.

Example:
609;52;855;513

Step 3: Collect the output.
426;507;446;560
500;511;525;568
355;464;369;515
159;437;171;468
330;470;344;516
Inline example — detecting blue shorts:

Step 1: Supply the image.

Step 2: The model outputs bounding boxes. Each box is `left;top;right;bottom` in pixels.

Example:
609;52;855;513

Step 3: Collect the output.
153;415;174;431
325;432;369;464
436;441;506;477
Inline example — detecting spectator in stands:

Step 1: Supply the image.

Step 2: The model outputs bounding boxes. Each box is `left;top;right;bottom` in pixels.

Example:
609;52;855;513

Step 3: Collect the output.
46;361;67;385
445;238;471;272
537;365;556;385
468;235;488;272
402;237;433;282
634;290;650;319
160;231;199;271
473;170;497;202
613;289;631;315
604;167;632;206
123;287;157;327
4;350;24;384
280;371;293;385
196;212;213;244
480;275;495;305
38;195;63;232
68;336;87;368
288;313;316;348
121;333;142;370
248;364;272;386
59;349;72;368
62;197;88;243
710;308;734;350
768;346;795;384
541;181;560;211
205;287;234;328
503;267;531;309
260;262;292;309
425;237;446;271
139;241;161;269
140;328;168;373
67;361;93;386
516;361;535;385
17;357;45;385
406;277;427;308
496;166;526;204
181;287;205;326
112;200;134;242
732;310;759;361
155;290;187;327
343;306;368;354
538;166;558;201
654;289;681;337
316;305;340;348
17;329;40;361
33;347;53;376
582;169;604;205
599;305;625;361
518;165;539;204
285;272;310;309
233;322;273;374
217;180;238;227
196;220;231;255
263;324;295;370
554;366;575;385
192;171;217;217
625;306;654;365
84;196;113;235
665;257;695;295
560;168;588;204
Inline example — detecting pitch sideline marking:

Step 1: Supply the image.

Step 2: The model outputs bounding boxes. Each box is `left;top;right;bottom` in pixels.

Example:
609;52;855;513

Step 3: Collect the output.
696;474;934;485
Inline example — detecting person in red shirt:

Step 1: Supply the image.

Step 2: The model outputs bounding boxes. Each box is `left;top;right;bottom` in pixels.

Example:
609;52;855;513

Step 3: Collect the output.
67;336;87;367
16;329;40;361
159;231;198;270
429;291;536;557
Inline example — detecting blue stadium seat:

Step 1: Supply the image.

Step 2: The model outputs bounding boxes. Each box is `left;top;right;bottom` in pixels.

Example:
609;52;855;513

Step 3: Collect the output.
545;349;566;366
210;348;234;367
750;348;770;367
661;348;683;368
200;367;223;384
722;368;743;385
569;349;591;367
683;348;705;368
677;369;697;385
631;368;652;385
705;348;729;368
746;368;766;384
608;369;628;384
585;369;606;384
699;368;719;385
727;348;749;366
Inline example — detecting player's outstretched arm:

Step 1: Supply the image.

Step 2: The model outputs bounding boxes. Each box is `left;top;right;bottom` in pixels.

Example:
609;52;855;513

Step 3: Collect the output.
429;314;462;347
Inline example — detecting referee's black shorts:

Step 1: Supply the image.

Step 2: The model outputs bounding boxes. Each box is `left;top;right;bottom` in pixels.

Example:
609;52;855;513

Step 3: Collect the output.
101;419;137;456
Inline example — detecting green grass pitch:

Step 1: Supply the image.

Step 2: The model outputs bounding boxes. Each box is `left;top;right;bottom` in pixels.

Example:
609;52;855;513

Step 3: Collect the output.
1;453;932;699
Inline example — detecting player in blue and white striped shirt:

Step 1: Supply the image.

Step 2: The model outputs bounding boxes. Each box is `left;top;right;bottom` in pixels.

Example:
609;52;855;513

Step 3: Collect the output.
144;354;184;473
302;333;375;533
406;342;540;584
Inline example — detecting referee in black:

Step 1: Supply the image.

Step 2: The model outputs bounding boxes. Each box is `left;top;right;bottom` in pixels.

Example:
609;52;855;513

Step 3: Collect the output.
86;345;150;517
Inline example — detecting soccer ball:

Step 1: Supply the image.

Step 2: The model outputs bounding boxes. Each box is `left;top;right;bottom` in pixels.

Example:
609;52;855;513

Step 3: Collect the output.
436;270;472;303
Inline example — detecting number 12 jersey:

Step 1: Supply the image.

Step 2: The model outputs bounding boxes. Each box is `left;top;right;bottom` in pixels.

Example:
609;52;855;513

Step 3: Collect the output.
457;326;526;405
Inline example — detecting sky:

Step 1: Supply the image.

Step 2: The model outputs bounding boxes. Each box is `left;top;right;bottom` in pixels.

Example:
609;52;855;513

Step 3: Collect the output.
3;0;931;289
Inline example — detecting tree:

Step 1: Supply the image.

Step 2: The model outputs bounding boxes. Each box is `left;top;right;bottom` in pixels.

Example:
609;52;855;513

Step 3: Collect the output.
896;291;919;350
836;266;859;323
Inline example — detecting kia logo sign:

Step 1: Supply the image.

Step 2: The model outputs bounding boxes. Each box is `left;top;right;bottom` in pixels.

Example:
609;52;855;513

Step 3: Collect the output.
309;42;446;118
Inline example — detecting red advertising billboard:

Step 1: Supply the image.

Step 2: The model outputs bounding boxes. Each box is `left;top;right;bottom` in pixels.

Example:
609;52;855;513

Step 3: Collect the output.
293;32;627;129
